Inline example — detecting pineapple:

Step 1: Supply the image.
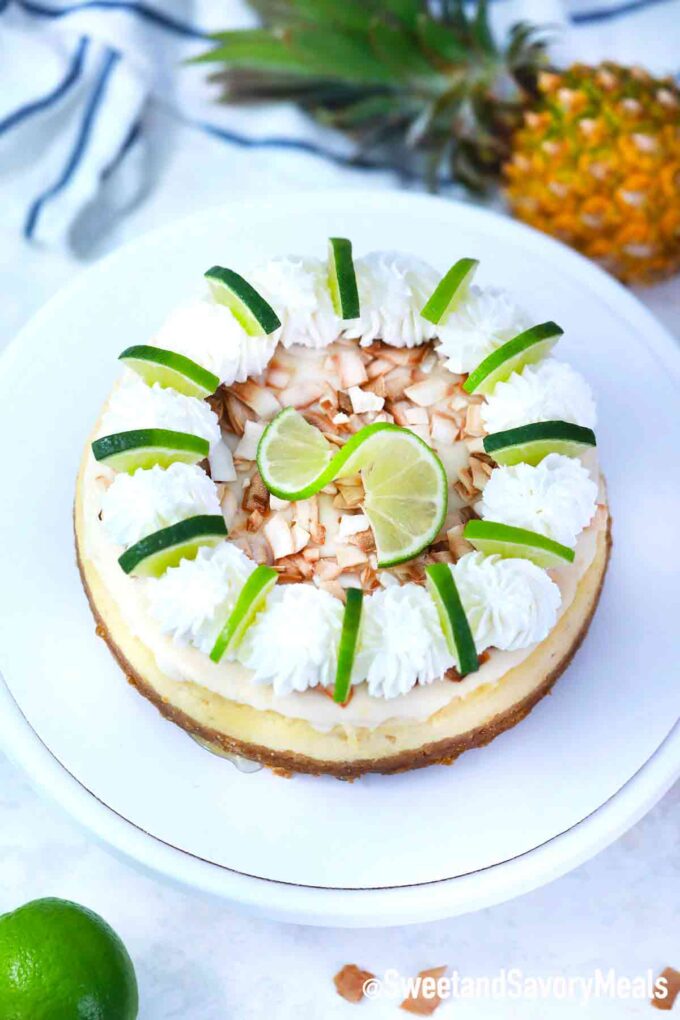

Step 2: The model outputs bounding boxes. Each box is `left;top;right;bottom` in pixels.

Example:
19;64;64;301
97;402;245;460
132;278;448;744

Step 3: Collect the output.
506;64;680;284
197;1;680;284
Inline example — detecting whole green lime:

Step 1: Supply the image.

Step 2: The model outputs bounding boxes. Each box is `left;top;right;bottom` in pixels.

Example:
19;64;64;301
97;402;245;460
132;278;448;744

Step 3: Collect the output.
0;897;139;1020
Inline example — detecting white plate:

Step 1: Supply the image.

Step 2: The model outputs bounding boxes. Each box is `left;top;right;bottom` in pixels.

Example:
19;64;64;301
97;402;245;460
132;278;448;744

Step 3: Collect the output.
0;191;678;927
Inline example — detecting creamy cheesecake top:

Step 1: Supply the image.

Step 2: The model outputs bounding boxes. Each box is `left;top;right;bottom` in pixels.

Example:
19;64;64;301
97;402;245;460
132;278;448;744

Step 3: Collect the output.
85;245;603;709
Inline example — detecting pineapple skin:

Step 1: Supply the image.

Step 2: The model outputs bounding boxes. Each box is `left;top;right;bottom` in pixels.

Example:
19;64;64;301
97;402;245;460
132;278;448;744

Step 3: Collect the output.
505;63;680;285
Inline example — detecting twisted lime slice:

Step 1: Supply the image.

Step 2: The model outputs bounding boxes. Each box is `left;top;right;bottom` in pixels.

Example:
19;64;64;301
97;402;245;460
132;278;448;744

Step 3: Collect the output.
421;257;479;324
257;410;448;566
425;563;479;676
333;588;363;704
118;515;227;578
463;520;575;567
483;420;597;466
205;265;281;336
92;429;209;473
119;345;219;398
463;321;563;395
256;407;335;500
328;237;360;320
210;565;278;663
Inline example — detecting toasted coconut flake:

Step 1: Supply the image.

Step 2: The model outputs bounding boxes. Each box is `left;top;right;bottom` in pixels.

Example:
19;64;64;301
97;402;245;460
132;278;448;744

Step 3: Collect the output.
372;410;395;424
234;420;266;461
336;544;368;570
448;392;468;412
348;385;385;414
318;579;346;600
337;390;353;415
431;412;459;445
360;563;381;592
264;514;295;560
464;403;485;437
405;377;452;407
224;392;255;437
208;440;236;483
279;379;325;409
265;366;291;390
335;348;368;388
404;405;429;426
395;962;448;1011
332;412;350;426
363;374;387;399
338;513;370;540
470;454;492;490
465;435;485;454
447;524;473;561
242;471;270;513
366;357;393;379
316;559;343;582
229;380;281;420
291;523;310;554
219;486;238;527
302;546;320;563
384;365;414;399
246;509;265;533
269;494;289;511
348;529;376;553
382;345;426;366
391;400;413;427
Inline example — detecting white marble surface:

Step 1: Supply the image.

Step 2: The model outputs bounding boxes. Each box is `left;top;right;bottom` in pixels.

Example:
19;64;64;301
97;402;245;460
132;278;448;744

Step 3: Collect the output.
1;110;679;1017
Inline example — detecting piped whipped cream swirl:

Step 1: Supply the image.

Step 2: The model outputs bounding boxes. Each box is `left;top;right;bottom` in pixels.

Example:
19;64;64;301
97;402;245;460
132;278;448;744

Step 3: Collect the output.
343;251;439;348
145;541;254;655
436;286;531;373
249;255;341;349
353;584;453;698
452;552;561;652
155;300;277;385
480;453;598;548
101;372;221;451
101;463;221;547
481;359;597;433
238;584;343;695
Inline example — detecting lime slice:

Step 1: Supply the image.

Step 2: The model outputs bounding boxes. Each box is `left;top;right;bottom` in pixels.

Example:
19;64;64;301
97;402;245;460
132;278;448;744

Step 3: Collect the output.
463;321;563;395
119;345;219;398
328;237;360;320
425;563;479;676
92;429;209;473
210;565;278;663
463;519;575;567
258;411;447;566
205;265;281;336
257;406;335;500
421;257;479;324
483;420;597;466
118;515;227;578
336;425;448;567
333;588;363;704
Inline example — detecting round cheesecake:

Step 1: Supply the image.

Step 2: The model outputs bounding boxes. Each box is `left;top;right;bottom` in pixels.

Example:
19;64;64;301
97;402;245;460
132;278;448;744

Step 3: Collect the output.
75;248;610;778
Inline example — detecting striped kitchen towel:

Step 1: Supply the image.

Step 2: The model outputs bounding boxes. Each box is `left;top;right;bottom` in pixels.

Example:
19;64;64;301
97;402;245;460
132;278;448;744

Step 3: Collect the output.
0;0;678;248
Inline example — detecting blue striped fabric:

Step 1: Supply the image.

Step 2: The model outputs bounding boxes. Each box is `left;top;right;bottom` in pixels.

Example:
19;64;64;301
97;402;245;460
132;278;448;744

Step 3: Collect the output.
0;35;89;135
24;47;121;239
17;0;210;39
2;0;678;245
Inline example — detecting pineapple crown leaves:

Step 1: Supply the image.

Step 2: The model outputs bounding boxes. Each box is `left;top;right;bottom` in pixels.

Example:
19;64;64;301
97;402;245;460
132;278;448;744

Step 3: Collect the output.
193;0;550;191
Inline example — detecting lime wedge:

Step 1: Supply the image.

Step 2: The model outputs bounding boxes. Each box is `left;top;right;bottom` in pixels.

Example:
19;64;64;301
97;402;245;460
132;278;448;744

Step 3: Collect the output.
425;563;479;676
210;565;278;663
328;237;360;320
463;519;575;567
205;265;281;336
483;420;597;466
421;257;479;324
333;588;363;704
257;407;335;500
463;321;563;395
119;345;219;398
92;429;209;473
118;515;227;578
